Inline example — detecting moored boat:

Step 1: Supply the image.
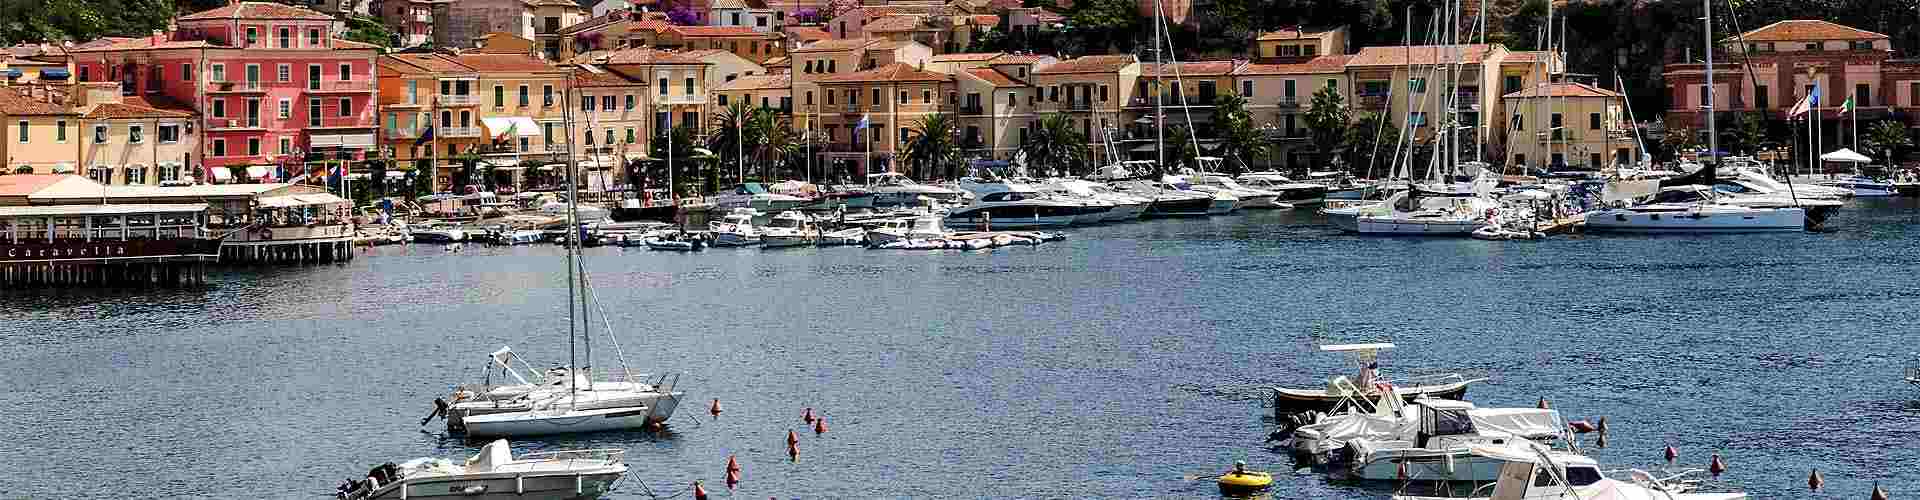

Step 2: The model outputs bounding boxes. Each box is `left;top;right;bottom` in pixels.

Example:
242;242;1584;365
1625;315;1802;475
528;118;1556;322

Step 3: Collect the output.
334;440;627;500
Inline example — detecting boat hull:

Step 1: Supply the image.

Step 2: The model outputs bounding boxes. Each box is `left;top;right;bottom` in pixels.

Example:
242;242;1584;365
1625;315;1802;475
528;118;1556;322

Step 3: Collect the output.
761;234;813;248
709;233;760;247
1271;380;1476;416
1147;198;1213;217
461;406;655;438
1583;207;1806;233
1349;451;1505;482
610;204;677;222
359;471;625;500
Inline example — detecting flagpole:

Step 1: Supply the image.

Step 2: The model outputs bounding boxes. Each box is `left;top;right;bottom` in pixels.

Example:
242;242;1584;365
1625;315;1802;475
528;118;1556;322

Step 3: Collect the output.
1851;100;1858;152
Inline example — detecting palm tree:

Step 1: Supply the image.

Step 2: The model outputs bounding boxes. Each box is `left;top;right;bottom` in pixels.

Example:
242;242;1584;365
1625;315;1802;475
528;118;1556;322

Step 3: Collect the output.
1864;120;1911;166
707;102;765;183
1020;112;1087;176
1162;124;1198;174
902;113;960;180
1212;92;1266;173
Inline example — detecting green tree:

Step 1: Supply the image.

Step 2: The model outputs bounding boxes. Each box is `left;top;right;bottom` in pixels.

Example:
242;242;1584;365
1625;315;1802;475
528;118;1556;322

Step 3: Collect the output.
902;113;960;180
1302;84;1350;171
1718;112;1767;156
1019;113;1088;176
1211;92;1265;174
1661;125;1700;162
1062;0;1141;55
650;125;700;195
1345;111;1399;177
707;102;765;184
1162;124;1199;173
341;15;395;48
1864;120;1912;166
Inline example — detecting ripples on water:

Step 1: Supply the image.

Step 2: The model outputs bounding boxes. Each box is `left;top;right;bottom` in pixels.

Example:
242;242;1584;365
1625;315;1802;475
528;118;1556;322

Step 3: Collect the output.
4;201;1920;498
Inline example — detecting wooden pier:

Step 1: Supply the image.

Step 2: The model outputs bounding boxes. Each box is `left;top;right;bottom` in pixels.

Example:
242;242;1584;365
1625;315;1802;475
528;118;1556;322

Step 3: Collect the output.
0;204;222;288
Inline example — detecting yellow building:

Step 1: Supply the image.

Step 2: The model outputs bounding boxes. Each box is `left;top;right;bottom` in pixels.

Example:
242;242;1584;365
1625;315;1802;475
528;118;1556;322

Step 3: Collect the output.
1501;81;1635;169
712;73;791;112
531;0;589;60
74;84;200;186
376;53;486;192
1030;54;1140;167
1342;44;1554;164
590;47;710;140
0;84;81;175
568;64;650;186
1232;55;1351;170
1251;26;1347;60
814;63;956;178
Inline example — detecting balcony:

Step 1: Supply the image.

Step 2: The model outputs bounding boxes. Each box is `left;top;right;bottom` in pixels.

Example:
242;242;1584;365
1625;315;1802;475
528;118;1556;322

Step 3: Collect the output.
308;80;375;93
208;80;268;93
1126;95;1205;108
959;104;984;115
1536;129;1574;142
1357;94;1391;108
308;116;374;128
440;126;483;138
437;94;480;106
1278;97;1300;108
1066;100;1092;111
207;118;265;130
841;103;862;113
386;127;420;139
658;94;707;105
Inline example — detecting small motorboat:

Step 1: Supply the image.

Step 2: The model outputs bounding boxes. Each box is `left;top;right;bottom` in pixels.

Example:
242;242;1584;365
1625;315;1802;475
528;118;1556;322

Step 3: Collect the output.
502;229;544;245
708;209;761;247
334;439;627;500
644;233;704;251
817;227;865;246
760;211;816;248
1216;462;1273;496
1270;343;1484;416
1391;442;1748;500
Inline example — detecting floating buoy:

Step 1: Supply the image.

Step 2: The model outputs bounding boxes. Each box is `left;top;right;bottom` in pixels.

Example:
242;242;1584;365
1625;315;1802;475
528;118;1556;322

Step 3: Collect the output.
1396;460;1408;481
709;398;722;418
1537;397;1550;409
725;468;741;490
1871;482;1889;500
813;416;828;435
693;480;708;500
1217;462;1273;496
802;407;815;424
1596;416;1609;434
726;455;741;474
1568;420;1598;433
1664;444;1679;464
1595;432;1608;449
1708;453;1727;478
1808;469;1824;491
787;437;800;461
787;429;799;447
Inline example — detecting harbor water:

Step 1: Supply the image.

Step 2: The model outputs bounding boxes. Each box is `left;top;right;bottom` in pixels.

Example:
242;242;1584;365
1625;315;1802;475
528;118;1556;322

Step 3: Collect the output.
5;200;1920;498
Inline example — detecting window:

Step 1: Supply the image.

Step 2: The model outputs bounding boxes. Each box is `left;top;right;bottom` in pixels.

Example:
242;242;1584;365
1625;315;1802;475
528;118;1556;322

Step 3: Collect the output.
1049;86;1059;102
602;95;615;110
309;98;321;127
1017;67;1027;78
308;65;321;91
278;27;291;48
54;120;65;142
1588;112;1601;130
585;130;595;145
1304;45;1317;56
494;85;505;107
658;78;668;95
922;90;931;103
79;66;88;81
1241;80;1252;97
247;98;260;127
684;77;694;95
1852;41;1873;51
1503;75;1521;94
1856;83;1871;106
277;64;290;82
1284;80;1296;98
604;129;614;145
279;99;291;119
159;124;179;143
781;96;791;110
212;99;227;118
826;91;835;105
544;123;554;143
246;27;258;46
1361;81;1389;96
129;125;143;144
307;28;321;46
1755;85;1769;109
1550;112;1563;129
898;127;908;145
211;64;225;82
582;94;594;111
805;61;815;73
1411;112;1427;127
279;137;291;155
182;63;193;81
806;91;814;105
1409;78;1427;93
246;137;260;156
518;85;529;107
127;166;145;185
212;139;226;156
625;94;634;110
1099;85;1109;102
544;85;554;106
1589;152;1603;168
339;64;351;81
828;60;836;72
899;90;908;104
15;121;25;143
519;137;529;152
1805;42;1820;51
873;88;883;105
339;98;352;117
626;128;635;143
245;64;260;85
719;94;730;106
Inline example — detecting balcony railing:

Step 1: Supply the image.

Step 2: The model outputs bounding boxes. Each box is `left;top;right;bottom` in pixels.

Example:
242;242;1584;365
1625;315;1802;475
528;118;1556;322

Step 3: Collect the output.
1357;94;1391;108
1278;97;1300;108
658;94;707;104
309;116;374;128
209;80;268;93
207;118;263;130
841;103;862;113
1067;100;1092;111
386;127;420;139
960;104;984;115
440;126;483;137
437;94;480;106
1536;129;1573;142
309;80;374;93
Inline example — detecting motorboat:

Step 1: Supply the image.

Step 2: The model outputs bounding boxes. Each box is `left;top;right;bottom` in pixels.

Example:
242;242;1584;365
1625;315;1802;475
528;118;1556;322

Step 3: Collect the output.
610;189;679;222
1110;180;1214;217
1041;179;1150;222
1160;176;1241;214
500;230;543;245
539;199;609;222
410;223;468;243
1183;172;1291;209
1816;175;1895;197
798;188;878;211
708;209;762;247
864;215;947;246
1584;202;1807;233
1269;343;1483;416
817;227;866;246
1392;442;1748;500
643;230;704;251
865;172;964;207
1324;188;1497;234
1715;167;1853;200
712;182;812;212
760;211;815;248
1237;172;1330;206
334;440;627;500
1336;399;1569;482
426;347;685;435
1304;171;1377;200
946;182;1094;229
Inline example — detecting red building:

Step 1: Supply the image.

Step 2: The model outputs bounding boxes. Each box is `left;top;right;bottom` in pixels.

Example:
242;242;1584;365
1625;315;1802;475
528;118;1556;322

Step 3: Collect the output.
68;2;380;182
1662;20;1917;139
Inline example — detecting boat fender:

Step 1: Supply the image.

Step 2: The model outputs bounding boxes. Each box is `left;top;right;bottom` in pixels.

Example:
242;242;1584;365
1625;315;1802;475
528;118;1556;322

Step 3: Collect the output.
1871;482;1888;500
1568;420;1597;433
1664;444;1679;464
1708;453;1726;478
802;407;815;424
709;398;722;418
813;416;828;435
725;468;741;490
692;480;709;500
460;485;486;495
1808;469;1824;491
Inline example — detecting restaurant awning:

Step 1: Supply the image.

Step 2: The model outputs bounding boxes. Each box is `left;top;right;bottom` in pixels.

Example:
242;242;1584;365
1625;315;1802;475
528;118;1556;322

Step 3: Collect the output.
310;133;376;148
258;193;350;208
39;68;69;80
245;165;272;179
482;117;541;138
211;167;234;181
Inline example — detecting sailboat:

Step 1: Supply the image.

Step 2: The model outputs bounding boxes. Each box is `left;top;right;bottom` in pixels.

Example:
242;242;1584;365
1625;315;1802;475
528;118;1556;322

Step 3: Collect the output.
423;81;685;438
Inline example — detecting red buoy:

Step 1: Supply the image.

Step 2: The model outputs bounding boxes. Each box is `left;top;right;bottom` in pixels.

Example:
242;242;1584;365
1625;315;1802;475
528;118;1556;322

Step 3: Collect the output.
1708;453;1727;478
802;407;815;424
1396;460;1408;481
1568;420;1597;433
1537;397;1550;409
813;416;828;435
1872;482;1889;500
725;468;740;490
1664;444;1679;464
709;398;722;418
693;481;709;500
726;454;741;474
1808;469;1824;491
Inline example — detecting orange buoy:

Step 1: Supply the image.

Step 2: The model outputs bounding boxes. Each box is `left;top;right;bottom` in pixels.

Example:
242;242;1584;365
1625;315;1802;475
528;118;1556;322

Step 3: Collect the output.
709;398;722;418
1537;397;1550;409
693;480;709;500
1664;444;1679;464
802;407;815;424
726;454;741;474
1808;469;1824;491
1708;453;1727;478
1871;482;1889;500
725;468;741;490
813;416;828;435
1568;420;1597;433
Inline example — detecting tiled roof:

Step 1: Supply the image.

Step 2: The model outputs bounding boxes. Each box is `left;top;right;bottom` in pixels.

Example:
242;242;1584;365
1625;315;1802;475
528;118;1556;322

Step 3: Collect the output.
598;47;706;65
786;27;832;42
1256;26;1338;41
673;26;772;38
864;15;926;32
179;2;333;21
84;96;196;119
1142;60;1240;77
0;174;74;197
712;0;771;8
990;53;1052;64
557;10;631;35
331;38;381;50
818;62;952;83
570;66;641;86
1235;54;1349;75
714;73;790;90
383;54;477;74
68;37;217;52
1346;44;1497;67
932;52;1003;62
859;5;954;17
678;48;734;59
963;67;1021;87
1033;54;1135;74
968;15;1000;26
762;56;791;67
1732;20;1887;42
448;53;561;72
868;40;918;51
792;38;878;53
1502;81;1623;99
0;86;72;115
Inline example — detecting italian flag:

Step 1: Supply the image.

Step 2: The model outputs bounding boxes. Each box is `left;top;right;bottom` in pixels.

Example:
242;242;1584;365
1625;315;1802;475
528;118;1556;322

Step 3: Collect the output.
1841;96;1856;115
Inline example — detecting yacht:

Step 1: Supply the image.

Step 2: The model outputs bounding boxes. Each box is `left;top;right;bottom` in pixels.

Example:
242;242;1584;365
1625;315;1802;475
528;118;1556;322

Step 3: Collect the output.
760;210;815;248
539;199;609;222
1237;171;1330;206
1304;171;1376;200
1583;201;1808;233
1324;188;1496;234
334;440;627;500
945;182;1090;229
1392;442;1748;500
610;189;679;222
712;183;812;212
1716;167;1853;200
410;223;468;243
1041;179;1150;222
1110;180;1214;217
427;347;684;435
1817;175;1895;197
1335;399;1569;482
865;172;965;207
1160;176;1239;214
708;209;761;246
1184;173;1291;209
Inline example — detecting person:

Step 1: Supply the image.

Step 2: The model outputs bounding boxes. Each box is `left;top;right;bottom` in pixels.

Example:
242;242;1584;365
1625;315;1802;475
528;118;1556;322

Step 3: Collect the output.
1356;361;1378;390
1231;461;1247;475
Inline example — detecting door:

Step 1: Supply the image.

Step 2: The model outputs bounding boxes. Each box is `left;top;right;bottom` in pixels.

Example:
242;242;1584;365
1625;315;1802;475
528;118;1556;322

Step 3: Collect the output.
307;65;321;90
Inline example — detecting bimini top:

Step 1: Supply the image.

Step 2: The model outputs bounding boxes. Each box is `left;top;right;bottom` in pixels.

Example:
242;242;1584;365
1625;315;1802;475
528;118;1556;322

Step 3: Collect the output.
1320;342;1395;352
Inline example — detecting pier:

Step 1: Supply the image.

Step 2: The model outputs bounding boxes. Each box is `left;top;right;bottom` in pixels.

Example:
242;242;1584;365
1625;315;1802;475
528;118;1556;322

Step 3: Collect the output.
3;175;354;266
0;204;220;288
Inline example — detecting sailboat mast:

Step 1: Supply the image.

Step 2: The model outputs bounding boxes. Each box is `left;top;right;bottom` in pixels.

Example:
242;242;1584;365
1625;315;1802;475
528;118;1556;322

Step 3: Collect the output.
562;78;582;401
1152;0;1165;173
1704;0;1718;165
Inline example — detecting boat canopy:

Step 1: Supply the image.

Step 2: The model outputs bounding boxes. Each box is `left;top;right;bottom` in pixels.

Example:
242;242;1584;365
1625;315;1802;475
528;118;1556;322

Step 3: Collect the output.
466;439;515;472
1320;343;1395;352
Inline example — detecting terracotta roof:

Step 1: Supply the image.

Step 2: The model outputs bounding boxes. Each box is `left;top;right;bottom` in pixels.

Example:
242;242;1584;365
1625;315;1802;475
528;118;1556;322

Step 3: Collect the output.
179;1;333;21
84;96;195;119
1731;20;1887;42
762;56;791;67
672;26;772;38
331;38;381;50
818;62;952;83
598;47;706;65
557;10;632;35
382;54;477;74
1346;44;1498;67
963;67;1021;87
714;74;790;90
1502;51;1552;63
932;52;1003;62
68;37;217;52
678;48;735;59
968;15;1000;26
1256;27;1338;41
447;53;561;72
712;0;771;8
0;174;73;196
1236;54;1350;75
786;27;832;42
0;86;73;115
792;38;878;53
868;40;918;51
859;5;954;17
1142;60;1239;77
864;15;926;33
570;66;642;86
990;54;1052;64
1034;54;1135;74
1502;81;1623;99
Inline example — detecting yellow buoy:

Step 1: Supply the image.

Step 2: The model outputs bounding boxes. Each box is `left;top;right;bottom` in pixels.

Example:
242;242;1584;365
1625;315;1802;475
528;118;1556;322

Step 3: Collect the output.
1217;470;1273;496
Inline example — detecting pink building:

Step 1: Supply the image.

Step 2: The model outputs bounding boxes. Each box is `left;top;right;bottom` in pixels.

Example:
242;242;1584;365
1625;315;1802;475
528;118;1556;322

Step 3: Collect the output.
67;2;380;182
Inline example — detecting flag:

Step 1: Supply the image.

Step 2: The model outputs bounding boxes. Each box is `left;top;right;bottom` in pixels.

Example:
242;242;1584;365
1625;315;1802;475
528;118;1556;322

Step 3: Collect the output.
1787;92;1814;119
494;120;516;141
1841;96;1855;115
854;114;870;131
413;126;435;148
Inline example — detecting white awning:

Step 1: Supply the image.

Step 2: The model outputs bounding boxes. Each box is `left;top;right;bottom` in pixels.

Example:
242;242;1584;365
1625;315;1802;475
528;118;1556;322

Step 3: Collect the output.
310;135;343;147
482;117;541;138
340;133;376;148
211;167;234;181
258;193;350;208
1820;148;1872;163
245;165;271;179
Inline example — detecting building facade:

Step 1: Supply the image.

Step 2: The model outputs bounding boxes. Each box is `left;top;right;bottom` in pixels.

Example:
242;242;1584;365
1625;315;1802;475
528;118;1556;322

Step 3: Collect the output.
1663;20;1906;145
1502;82;1634;169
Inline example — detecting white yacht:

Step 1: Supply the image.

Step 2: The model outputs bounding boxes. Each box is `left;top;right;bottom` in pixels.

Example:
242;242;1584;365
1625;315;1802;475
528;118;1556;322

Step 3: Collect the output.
865;172;965;207
712;182;812;212
1393;442;1748;500
864;215;948;246
759;210;814;248
427;347;683;435
1817;175;1896;197
1583;202;1807;233
1042;179;1150;222
1334;399;1569;482
1717;166;1853;200
945;182;1090;229
1160;176;1239;214
1237;171;1330;206
1325;188;1496;234
1111;180;1215;217
539;199;609;222
1184;173;1291;209
335;440;627;500
708;208;761;246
